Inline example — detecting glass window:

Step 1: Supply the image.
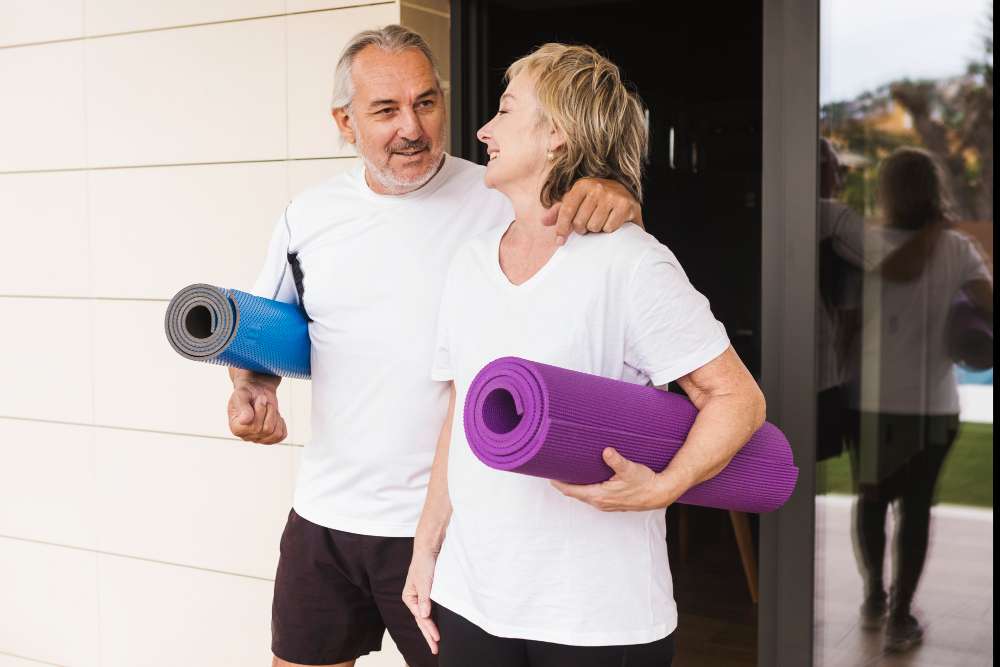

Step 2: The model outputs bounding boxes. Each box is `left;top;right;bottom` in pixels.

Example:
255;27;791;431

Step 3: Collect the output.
815;1;993;663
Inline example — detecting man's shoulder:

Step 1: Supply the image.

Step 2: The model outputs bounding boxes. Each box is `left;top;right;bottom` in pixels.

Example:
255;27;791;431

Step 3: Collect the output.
282;164;365;232
289;165;361;209
446;154;487;178
438;155;499;200
575;222;664;258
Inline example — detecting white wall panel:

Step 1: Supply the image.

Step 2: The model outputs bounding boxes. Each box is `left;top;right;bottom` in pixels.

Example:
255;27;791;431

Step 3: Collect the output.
0;538;99;667
287;4;400;159
85;19;286;168
98;554;272;667
95;429;293;578
0;0;83;47
91;299;295;438
84;0;284;37
287;157;360;196
0;42;86;172
89;162;288;299
0;171;90;296
0;420;97;550
0;298;93;423
0;653;58;667
288;0;396;13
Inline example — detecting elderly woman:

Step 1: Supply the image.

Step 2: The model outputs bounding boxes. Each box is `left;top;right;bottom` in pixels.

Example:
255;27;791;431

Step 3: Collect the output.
402;44;766;665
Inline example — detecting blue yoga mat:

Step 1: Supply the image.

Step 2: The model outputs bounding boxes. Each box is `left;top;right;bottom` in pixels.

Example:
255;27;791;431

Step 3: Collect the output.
164;283;311;378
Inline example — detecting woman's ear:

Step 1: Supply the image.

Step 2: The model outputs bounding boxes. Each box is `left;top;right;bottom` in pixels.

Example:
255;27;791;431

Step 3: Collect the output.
548;123;567;153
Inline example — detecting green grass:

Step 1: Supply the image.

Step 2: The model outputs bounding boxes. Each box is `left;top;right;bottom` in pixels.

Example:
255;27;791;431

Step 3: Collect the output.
818;422;994;507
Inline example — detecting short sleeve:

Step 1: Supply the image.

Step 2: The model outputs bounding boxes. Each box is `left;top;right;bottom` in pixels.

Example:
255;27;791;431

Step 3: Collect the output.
251;207;298;304
430;258;460;382
820;200;867;268
624;244;731;386
958;233;993;286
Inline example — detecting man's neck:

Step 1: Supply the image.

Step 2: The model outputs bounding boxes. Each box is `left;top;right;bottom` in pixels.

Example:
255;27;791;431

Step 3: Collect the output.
364;153;446;196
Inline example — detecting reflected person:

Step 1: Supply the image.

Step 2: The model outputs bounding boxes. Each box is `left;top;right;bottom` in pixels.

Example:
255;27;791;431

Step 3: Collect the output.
842;147;992;652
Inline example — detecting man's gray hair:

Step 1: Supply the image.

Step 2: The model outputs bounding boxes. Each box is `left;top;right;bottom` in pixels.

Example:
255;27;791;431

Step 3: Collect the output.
330;25;441;112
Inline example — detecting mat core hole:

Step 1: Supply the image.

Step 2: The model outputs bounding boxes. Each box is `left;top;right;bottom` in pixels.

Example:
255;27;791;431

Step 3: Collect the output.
185;305;215;339
482;389;522;434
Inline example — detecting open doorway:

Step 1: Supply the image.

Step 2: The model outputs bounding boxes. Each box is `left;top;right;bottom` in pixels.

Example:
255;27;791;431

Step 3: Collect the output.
452;1;764;663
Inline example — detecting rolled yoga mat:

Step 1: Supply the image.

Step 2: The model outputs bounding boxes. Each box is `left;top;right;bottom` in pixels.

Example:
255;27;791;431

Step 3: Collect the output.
464;357;797;513
946;289;993;371
164;283;311;379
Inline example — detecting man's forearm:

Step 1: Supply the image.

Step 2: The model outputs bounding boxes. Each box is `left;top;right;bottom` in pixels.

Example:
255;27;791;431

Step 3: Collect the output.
653;392;765;506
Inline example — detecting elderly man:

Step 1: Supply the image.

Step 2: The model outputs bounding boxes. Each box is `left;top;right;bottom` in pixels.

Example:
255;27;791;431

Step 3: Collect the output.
226;25;643;667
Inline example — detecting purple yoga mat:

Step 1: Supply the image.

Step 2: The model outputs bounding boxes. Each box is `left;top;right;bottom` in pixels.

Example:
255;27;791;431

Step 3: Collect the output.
946;290;993;371
463;357;798;513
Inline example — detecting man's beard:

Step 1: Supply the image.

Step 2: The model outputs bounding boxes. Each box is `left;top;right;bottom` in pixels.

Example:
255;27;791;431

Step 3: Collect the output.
357;132;445;195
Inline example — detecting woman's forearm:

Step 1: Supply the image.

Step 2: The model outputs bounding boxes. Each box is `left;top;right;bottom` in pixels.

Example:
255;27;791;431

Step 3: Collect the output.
653;387;766;507
413;385;456;555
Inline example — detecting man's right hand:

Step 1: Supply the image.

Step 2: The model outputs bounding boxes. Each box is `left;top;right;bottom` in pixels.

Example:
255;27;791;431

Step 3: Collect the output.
227;373;287;444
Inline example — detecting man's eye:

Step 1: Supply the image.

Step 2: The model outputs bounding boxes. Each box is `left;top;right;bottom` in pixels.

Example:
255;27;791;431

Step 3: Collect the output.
418;100;436;108
497;109;508;115
376;108;394;115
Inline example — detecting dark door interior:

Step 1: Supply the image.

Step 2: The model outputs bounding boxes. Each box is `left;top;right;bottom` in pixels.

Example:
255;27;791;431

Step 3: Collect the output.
452;1;764;663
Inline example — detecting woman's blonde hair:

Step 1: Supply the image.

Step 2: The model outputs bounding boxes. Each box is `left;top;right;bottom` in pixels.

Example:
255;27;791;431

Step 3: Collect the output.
506;43;648;206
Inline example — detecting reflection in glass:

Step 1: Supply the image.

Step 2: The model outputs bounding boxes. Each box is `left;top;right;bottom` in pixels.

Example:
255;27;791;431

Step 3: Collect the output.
815;3;993;664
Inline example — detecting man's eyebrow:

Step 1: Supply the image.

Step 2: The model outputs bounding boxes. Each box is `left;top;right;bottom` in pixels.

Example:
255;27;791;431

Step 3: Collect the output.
368;88;439;109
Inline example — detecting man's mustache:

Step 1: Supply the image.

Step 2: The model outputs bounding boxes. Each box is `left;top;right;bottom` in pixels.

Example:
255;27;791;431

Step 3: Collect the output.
388;139;430;154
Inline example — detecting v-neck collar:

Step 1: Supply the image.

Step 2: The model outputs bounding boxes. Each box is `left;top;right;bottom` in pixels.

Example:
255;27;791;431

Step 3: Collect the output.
490;221;567;291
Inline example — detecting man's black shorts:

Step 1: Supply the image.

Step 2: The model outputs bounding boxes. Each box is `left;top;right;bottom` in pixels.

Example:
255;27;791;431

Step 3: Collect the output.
271;508;436;666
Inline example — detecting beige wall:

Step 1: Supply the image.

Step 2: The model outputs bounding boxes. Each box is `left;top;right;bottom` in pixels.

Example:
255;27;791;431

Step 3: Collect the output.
0;2;419;665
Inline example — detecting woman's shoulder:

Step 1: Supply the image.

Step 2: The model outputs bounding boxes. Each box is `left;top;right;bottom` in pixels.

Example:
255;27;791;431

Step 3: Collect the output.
575;222;680;268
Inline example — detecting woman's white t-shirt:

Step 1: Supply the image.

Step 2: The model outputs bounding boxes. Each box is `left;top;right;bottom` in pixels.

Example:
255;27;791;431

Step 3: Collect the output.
429;222;730;646
849;227;992;415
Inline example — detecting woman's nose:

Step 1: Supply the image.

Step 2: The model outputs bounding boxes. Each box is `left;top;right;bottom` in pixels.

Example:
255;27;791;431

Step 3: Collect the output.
477;120;492;144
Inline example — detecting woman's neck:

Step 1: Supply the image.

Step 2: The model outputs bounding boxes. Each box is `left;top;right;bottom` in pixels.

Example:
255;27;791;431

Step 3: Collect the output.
496;184;561;285
502;182;558;244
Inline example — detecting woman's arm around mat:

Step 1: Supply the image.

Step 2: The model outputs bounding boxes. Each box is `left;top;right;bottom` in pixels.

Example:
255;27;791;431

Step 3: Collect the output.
403;383;456;654
552;346;765;511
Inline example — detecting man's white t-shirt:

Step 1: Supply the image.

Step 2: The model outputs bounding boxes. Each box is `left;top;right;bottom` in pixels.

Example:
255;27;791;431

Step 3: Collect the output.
252;154;511;536
429;223;730;645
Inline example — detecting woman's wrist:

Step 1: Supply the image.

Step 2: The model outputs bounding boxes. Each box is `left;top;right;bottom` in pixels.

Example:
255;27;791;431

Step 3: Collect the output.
413;522;447;556
652;468;692;508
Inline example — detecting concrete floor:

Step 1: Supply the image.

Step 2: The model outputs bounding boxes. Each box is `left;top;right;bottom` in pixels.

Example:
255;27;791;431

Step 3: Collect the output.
815;495;994;667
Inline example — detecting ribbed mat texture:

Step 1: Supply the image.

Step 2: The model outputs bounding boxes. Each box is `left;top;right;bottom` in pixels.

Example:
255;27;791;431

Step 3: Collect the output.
464;357;797;513
164;283;310;378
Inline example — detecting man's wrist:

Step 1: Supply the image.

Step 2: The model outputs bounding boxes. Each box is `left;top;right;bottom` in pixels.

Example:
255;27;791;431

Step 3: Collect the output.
231;369;280;390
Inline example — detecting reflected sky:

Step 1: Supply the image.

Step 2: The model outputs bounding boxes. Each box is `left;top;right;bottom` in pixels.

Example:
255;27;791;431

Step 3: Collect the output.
821;0;991;103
